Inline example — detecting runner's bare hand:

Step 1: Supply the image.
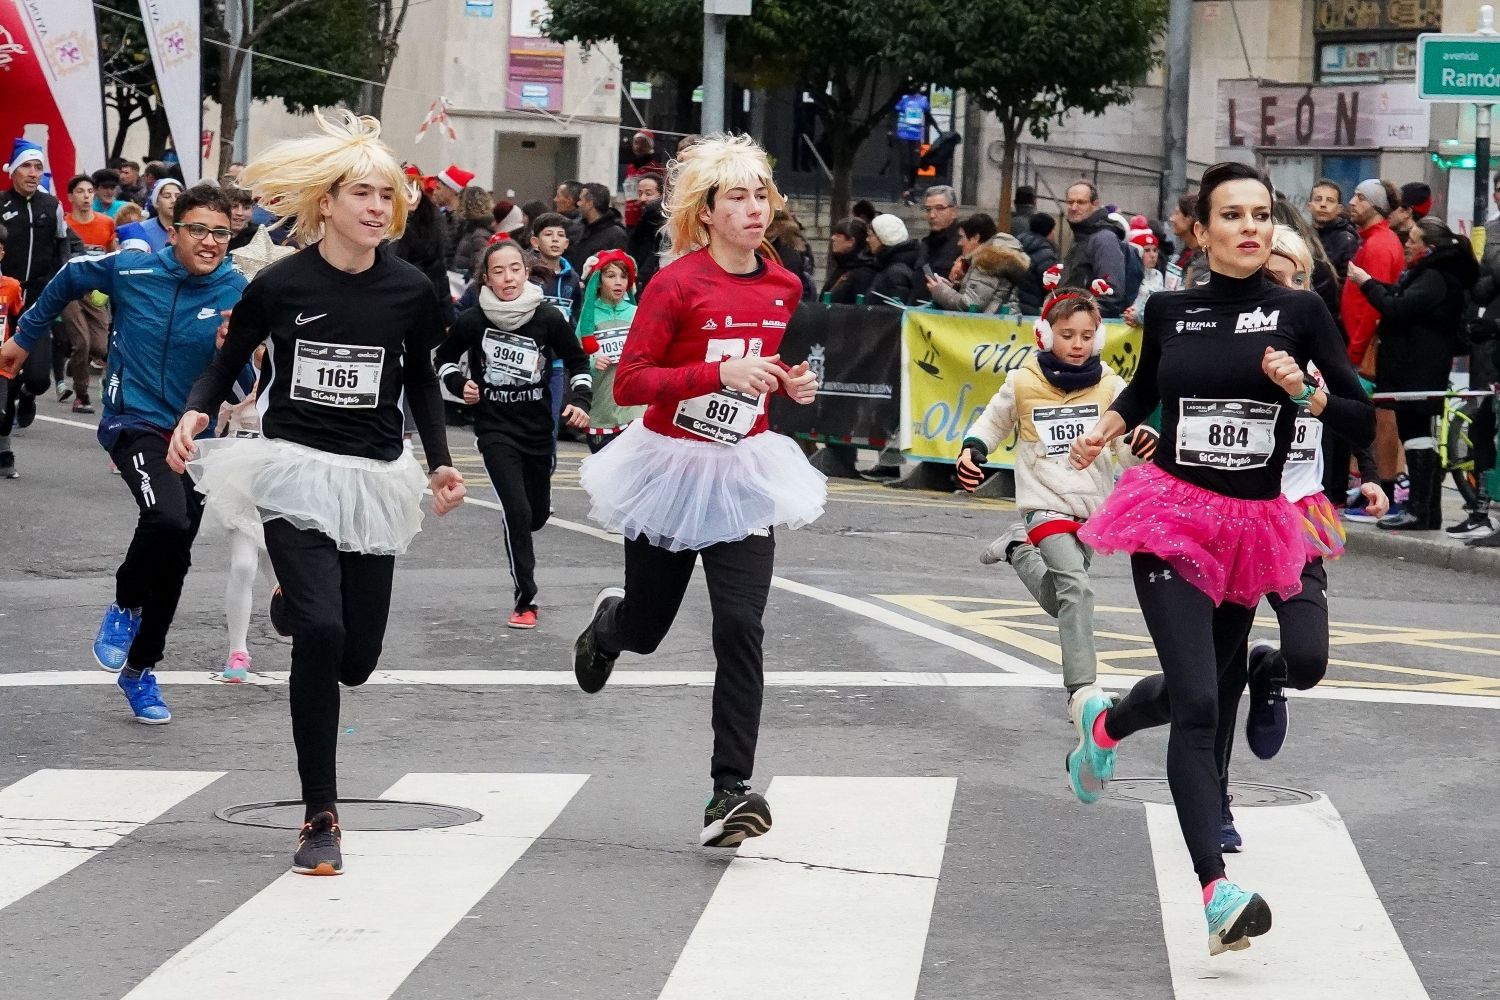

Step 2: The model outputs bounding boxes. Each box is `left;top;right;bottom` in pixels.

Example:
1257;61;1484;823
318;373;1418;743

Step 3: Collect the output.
463;379;480;405
1262;347;1307;397
720;355;781;395
778;360;818;404
562;404;589;429
1070;432;1106;470
0;339;29;379
1361;482;1390;518
429;466;466;516
167;411;211;473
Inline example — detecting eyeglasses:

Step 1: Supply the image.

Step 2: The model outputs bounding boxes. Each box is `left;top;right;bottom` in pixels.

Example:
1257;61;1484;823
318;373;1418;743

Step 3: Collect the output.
173;222;233;244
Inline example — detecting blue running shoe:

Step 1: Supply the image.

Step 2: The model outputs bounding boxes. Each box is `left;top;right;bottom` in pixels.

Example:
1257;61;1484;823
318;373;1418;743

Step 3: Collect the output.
1065;686;1116;804
1205;880;1272;956
93;603;141;673
118;670;171;724
1221;793;1242;853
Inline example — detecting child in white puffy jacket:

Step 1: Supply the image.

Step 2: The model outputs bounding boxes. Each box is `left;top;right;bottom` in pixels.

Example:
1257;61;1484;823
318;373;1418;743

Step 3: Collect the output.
956;287;1156;707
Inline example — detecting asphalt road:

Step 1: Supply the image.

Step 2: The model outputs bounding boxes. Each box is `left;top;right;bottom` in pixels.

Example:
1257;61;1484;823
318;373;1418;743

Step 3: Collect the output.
0;409;1494;1000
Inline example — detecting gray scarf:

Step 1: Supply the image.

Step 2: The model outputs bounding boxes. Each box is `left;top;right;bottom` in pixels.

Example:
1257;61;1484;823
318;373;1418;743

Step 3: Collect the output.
479;282;542;331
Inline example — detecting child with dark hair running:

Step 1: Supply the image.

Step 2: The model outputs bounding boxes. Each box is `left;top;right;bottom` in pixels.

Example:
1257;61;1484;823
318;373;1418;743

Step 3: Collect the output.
572;133;825;847
435;238;591;629
955;285;1157;712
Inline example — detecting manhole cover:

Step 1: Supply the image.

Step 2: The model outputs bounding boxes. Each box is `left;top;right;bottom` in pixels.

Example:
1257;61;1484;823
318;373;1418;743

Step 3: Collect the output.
1109;779;1317;807
215;799;482;831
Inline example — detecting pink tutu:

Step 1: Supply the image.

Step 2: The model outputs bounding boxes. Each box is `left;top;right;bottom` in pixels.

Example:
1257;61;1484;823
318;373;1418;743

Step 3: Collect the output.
1079;463;1305;607
1294;492;1346;562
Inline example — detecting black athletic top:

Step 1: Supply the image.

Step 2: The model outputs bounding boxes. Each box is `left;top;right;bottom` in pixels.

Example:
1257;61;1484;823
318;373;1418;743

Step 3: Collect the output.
186;244;452;470
435;302;592;453
1113;270;1374;500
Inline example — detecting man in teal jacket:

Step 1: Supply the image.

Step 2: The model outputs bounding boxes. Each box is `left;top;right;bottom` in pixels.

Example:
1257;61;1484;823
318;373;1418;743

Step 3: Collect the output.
2;184;251;725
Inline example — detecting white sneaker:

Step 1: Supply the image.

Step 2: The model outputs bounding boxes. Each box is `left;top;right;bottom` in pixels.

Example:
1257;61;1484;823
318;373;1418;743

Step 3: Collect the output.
980;523;1029;565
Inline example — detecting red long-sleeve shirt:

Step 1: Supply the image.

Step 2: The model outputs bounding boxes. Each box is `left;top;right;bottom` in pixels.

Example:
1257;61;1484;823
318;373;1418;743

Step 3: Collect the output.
614;247;802;441
1340;218;1404;366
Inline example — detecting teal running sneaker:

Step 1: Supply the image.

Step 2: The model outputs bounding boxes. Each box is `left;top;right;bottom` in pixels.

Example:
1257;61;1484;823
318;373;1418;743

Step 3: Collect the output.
1205;880;1272;956
1065;687;1115;804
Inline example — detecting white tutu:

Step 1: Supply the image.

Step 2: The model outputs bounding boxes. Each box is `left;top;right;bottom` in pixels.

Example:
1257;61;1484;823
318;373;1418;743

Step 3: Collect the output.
187;437;428;555
579;422;827;551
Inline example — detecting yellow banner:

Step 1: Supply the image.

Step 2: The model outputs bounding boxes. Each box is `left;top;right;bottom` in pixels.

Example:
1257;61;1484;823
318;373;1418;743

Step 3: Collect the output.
899;310;1143;465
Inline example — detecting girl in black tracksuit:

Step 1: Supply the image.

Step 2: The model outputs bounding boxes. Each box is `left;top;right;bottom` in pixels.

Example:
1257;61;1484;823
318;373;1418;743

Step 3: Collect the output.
436;239;591;628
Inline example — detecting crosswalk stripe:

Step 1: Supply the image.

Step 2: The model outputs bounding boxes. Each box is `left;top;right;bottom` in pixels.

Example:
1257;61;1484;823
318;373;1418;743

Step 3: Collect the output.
121;772;588;1000
0;769;223;912
1147;795;1430;998
658;776;956;1000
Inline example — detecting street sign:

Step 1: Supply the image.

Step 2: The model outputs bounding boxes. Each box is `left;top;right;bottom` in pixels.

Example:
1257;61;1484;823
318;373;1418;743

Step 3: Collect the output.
1417;33;1500;102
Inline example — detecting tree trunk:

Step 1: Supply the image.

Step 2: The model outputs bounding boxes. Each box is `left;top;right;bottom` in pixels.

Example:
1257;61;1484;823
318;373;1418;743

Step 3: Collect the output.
997;118;1019;232
826;122;855;222
146;104;172;162
217;47;246;178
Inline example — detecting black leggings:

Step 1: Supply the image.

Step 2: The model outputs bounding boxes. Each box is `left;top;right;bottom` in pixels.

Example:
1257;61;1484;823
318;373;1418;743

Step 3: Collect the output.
1102;553;1256;887
110;428;205;668
596;531;775;788
1218;558;1329;795
479;439;551;612
0;330;51;436
263;518;395;818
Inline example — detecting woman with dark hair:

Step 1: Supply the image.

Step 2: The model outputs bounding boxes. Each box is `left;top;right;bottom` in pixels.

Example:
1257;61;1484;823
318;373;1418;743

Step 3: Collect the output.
1347;215;1478;530
821;217;877;304
926;212;1028;314
1068;161;1374;956
393;192;453;324
851;199;877;225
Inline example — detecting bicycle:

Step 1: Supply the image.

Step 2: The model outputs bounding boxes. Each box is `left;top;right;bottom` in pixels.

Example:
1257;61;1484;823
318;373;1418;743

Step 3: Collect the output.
1372;389;1492;508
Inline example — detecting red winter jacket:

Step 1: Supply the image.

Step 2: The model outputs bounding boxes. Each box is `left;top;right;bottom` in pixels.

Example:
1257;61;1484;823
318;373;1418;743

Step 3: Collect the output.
1340;218;1404;366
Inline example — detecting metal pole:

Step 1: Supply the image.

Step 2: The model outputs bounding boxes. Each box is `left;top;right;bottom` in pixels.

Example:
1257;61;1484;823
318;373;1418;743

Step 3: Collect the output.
701;12;726;134
1161;0;1191;218
1479;7;1498;235
225;0;253;164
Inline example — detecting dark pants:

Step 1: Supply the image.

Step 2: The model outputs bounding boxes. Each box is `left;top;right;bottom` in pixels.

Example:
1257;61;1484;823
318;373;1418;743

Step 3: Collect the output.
263;518;395;817
1103;553;1257;887
479;439;552;612
109;428;205;668
0;330;51;436
596;531;775;787
1218;558;1329;796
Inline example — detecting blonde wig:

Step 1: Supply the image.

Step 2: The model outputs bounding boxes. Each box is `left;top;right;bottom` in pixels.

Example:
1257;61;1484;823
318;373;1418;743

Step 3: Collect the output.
239;109;415;248
1268;224;1312;290
662;132;784;257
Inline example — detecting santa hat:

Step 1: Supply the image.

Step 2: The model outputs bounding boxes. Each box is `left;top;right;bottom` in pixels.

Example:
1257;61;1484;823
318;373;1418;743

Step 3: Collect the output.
577;249;639;349
633;129;655;142
493;199;525;233
1128;229;1158;250
1033;283;1110;357
4;137;45;174
437;163;474;193
1125;214;1153;246
582;248;637;287
403;164;423;179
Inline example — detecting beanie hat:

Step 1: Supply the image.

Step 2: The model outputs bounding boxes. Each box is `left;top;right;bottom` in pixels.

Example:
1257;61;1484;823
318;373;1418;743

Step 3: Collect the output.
438;163;475;193
871;213;908;247
1400;182;1432;219
4;138;45;173
150;177;184;207
1355;179;1389;215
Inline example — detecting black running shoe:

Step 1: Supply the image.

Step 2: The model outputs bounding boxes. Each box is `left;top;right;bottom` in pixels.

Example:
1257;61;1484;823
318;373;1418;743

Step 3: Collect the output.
16;389;35;429
268;586;291;636
700;783;772;847
573;587;623;694
1245;640;1288;760
292;811;343;876
0;451;16;480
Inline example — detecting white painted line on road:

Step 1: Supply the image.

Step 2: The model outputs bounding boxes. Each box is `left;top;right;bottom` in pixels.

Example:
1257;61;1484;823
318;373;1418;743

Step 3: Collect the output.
2;668;1495;711
658;776;956;1000
122;772;587;1000
0;769;223;912
1146;796;1430;999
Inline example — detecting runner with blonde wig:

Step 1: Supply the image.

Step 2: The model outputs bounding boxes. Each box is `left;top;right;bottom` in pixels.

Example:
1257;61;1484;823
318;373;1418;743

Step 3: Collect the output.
237;109;415;248
168;110;464;878
572;133;826;847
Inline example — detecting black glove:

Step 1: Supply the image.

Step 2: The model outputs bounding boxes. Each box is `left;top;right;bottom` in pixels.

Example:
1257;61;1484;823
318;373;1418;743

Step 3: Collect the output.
1124;425;1158;461
956;449;985;492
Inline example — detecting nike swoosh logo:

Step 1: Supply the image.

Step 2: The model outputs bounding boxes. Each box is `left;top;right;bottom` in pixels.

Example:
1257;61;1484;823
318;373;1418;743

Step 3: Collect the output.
294;313;327;326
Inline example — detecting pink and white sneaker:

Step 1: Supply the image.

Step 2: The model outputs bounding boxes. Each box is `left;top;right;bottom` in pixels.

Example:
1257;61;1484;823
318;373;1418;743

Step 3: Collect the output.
218;650;251;683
